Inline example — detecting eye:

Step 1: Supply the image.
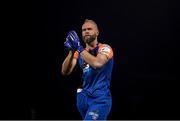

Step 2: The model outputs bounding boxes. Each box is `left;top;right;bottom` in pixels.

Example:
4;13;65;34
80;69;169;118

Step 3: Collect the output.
87;28;92;30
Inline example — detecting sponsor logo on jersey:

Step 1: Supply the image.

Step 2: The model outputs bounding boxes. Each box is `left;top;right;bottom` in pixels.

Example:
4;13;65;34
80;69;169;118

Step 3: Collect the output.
88;110;99;120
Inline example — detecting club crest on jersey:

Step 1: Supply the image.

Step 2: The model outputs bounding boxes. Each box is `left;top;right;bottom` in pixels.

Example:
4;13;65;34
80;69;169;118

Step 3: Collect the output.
82;62;90;72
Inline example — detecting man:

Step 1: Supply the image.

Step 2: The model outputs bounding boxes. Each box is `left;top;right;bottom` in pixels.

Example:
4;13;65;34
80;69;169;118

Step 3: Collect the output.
62;19;114;120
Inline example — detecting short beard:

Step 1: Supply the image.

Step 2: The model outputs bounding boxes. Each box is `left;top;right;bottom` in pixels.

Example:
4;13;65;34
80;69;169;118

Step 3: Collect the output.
82;34;96;44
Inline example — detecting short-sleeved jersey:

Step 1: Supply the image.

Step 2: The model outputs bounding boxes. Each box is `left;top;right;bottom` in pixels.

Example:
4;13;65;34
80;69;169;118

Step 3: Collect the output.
74;43;114;96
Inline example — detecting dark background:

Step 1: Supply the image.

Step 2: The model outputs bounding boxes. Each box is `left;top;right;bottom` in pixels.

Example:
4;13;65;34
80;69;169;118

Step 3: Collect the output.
30;0;179;120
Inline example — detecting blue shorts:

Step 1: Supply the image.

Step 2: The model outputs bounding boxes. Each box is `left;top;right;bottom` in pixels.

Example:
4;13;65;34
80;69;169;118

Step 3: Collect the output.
76;89;112;120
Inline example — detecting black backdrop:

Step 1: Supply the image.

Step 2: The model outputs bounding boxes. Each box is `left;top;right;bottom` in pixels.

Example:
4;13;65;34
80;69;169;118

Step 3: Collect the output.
31;0;179;120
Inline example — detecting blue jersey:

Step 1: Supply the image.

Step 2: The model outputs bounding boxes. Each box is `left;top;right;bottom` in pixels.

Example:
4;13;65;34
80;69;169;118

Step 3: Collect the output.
74;43;114;95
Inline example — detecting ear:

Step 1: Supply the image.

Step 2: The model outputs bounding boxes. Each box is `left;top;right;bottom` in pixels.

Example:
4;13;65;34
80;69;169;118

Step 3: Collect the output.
96;31;99;35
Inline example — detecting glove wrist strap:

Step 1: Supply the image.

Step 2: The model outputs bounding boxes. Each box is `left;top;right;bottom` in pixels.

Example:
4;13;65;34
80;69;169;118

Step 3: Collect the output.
77;46;84;53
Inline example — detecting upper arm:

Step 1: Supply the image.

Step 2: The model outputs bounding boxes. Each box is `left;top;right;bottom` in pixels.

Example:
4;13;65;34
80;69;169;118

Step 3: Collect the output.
95;44;113;68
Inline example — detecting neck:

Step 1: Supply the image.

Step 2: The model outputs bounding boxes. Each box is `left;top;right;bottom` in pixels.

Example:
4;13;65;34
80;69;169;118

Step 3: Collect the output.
86;39;98;50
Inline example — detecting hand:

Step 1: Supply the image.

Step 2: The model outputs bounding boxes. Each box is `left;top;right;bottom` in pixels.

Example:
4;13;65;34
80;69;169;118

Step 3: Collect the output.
67;30;84;53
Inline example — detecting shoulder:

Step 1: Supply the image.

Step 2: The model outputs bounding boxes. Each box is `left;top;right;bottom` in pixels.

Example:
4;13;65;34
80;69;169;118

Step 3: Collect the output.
99;43;113;50
98;43;113;59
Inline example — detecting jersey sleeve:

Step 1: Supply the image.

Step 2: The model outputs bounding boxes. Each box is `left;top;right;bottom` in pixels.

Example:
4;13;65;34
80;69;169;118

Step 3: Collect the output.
98;44;113;59
73;51;79;59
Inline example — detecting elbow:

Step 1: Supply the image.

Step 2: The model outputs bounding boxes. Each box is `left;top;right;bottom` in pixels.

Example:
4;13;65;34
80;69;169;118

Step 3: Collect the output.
61;64;71;76
61;70;66;76
61;69;71;76
92;62;103;69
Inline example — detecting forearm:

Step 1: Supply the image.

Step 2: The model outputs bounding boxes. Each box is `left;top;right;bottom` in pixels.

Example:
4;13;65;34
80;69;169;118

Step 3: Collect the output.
80;50;103;69
62;51;75;75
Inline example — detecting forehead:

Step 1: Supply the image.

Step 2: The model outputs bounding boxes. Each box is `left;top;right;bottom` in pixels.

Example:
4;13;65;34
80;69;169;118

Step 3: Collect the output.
82;22;96;29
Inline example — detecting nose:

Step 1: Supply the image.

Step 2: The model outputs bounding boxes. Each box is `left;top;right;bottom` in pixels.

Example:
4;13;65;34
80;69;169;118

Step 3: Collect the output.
84;30;89;35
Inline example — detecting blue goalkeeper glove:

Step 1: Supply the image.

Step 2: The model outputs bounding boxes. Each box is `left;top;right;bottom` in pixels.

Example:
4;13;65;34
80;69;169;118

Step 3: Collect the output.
67;30;84;53
64;38;73;51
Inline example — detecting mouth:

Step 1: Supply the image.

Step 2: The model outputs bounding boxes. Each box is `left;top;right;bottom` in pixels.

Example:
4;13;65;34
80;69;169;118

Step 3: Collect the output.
85;35;90;37
84;35;90;38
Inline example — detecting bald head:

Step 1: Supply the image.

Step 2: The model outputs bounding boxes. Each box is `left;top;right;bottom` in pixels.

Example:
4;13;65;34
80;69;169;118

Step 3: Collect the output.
81;19;99;44
82;19;99;32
